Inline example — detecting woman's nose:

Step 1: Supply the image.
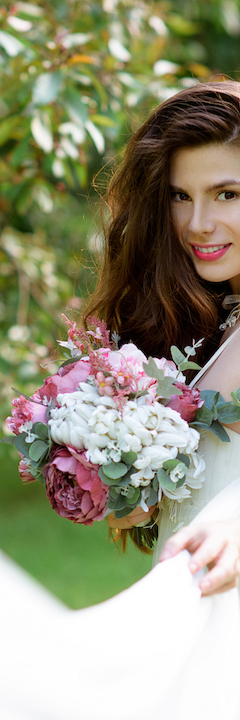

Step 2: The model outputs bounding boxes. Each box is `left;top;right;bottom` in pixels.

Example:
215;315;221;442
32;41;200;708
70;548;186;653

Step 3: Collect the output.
188;202;216;235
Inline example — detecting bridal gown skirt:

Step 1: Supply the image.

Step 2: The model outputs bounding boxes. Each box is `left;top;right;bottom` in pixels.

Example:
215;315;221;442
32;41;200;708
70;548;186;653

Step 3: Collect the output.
1;430;240;720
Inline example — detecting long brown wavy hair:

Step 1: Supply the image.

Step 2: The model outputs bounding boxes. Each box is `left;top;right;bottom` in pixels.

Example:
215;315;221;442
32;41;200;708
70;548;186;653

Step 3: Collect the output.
84;81;240;551
85;81;240;362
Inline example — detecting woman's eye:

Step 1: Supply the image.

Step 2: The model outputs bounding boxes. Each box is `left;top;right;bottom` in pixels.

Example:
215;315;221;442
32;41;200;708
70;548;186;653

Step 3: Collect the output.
218;190;237;200
171;191;190;202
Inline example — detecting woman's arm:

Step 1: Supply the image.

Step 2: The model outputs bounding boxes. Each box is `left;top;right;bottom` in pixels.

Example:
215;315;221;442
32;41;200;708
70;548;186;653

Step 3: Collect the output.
160;326;240;595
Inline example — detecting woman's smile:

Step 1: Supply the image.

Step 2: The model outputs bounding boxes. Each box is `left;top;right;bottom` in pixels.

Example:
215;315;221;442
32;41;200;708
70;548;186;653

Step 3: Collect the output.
190;243;231;261
170;142;240;293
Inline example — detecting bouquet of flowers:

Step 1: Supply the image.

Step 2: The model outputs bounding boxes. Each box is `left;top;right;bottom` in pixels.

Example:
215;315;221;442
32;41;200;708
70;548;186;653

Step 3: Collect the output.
3;317;240;548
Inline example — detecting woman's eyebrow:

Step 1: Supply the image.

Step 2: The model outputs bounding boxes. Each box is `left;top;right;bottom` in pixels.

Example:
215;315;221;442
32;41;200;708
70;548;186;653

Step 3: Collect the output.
169;180;240;193
206;179;240;192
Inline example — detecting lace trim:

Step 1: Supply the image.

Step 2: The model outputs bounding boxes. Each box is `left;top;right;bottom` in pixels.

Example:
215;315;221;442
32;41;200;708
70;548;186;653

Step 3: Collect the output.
219;294;240;330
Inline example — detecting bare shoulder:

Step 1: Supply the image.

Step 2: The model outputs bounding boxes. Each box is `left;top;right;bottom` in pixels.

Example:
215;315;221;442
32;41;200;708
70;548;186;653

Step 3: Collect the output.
197;325;240;434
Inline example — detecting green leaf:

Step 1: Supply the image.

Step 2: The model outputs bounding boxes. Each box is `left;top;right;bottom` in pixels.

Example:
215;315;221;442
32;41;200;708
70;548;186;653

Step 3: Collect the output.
102;462;129;480
216;403;240;424
13;433;30;458
176;475;186;488
32;422;49;441
0;116;20;146
200;390;222;410
207;420;230;442
153;474;159;492
29;440;48;462
177;453;190;468
163;458;182;471
143;358;182;399
194;405;213;426
170;345;186;365
126;487;140;505
178;361;201;371
146;488;158;506
90;114;115;128
109;487;121;500
114;507;134;519
157;468;176;491
0;435;15;444
231;388;240;406
121;450;137;465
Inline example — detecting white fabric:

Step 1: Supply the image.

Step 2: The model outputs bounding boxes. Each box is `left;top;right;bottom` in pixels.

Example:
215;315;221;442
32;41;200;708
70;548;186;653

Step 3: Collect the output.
1;470;240;719
1;328;240;719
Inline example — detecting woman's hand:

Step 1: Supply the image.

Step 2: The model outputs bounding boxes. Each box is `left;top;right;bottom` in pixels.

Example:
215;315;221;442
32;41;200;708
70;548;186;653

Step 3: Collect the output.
107;505;156;529
159;520;240;596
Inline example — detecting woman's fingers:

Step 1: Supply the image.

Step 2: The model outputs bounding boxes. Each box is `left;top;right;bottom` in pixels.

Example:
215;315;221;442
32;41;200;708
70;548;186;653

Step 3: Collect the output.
159;524;206;562
199;543;240;595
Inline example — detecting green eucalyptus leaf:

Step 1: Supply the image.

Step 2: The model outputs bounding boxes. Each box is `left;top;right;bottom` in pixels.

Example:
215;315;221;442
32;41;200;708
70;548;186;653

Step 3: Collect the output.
143;359;181;399
207;420;230;442
109;487;121;500
32;422;49;441
13;433;30;458
194;405;213;426
216;403;240;424
178;361;201;371
176;475;186;488
177;453;190;468
146;488;158;506
114;507;134;519
200;390;222;410
121;450;137;464
231;388;240;406
29;440;48;462
126;487;140;505
157;468;177;491
102;462;129;480
0;435;15;444
163;458;181;471
97;466;116;486
170;345;186;365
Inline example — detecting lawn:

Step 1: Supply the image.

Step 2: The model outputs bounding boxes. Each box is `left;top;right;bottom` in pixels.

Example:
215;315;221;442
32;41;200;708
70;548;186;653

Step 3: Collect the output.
0;446;152;608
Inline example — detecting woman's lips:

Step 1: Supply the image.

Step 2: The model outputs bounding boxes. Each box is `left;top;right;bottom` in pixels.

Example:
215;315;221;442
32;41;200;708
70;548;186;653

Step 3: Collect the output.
190;243;231;261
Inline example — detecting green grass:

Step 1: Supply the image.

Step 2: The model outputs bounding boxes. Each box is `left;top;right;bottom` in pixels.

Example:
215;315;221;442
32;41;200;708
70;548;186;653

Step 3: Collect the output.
0;446;152;608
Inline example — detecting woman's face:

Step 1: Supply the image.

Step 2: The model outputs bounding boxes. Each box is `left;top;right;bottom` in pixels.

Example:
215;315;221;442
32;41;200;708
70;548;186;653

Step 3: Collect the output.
170;142;240;293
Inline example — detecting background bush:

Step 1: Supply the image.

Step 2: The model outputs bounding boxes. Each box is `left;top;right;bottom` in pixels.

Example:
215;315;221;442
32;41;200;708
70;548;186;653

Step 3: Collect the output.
1;0;240;606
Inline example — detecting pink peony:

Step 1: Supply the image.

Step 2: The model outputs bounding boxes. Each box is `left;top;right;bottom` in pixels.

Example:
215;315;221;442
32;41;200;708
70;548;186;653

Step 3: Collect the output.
166;382;204;423
38;359;91;402
6;393;47;435
42;447;109;525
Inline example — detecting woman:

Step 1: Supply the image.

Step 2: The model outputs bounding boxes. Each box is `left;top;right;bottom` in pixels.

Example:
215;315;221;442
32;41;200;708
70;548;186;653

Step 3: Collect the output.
2;81;240;720
85;80;240;598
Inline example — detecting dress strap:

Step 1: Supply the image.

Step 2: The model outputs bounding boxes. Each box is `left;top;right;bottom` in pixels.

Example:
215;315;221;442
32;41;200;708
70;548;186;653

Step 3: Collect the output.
189;324;240;388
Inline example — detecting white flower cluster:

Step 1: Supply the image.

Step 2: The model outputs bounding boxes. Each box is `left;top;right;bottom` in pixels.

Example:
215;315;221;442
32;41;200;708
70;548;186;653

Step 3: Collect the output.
49;382;205;501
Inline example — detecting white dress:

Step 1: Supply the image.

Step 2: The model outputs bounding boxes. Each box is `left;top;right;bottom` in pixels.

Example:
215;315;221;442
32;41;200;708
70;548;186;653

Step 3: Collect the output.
1;330;240;720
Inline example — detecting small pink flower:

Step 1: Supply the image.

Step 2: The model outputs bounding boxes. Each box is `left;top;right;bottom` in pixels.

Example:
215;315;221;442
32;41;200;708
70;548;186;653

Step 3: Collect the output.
42;447;109;525
95;372;115;396
166;382;204;423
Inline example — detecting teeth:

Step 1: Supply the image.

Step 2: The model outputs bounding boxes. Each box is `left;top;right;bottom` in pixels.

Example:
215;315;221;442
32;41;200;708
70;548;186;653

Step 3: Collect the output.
194;245;227;254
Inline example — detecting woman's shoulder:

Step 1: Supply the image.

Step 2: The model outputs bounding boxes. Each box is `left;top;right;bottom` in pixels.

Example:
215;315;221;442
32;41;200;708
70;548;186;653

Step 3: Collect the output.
196;323;240;434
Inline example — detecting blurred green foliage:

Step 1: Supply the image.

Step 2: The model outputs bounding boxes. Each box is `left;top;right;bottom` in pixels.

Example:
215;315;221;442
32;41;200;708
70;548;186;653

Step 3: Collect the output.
1;0;240;602
2;0;240;425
